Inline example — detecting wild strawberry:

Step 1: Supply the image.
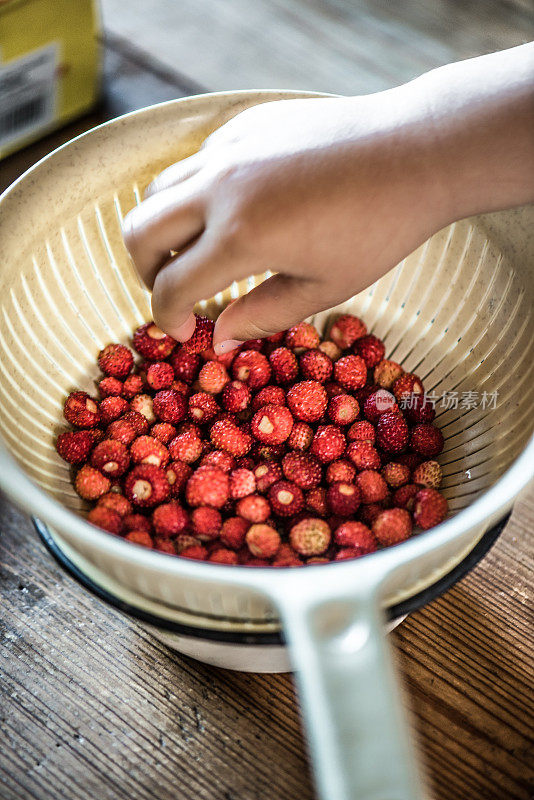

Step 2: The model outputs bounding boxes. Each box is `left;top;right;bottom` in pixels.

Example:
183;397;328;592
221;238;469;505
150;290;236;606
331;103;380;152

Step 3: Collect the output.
382;462;410;488
191;506;222;540
236;494;271;523
282;452;322;489
356;470;388;503
124;464;170;507
152;389;187;424
334;355;367;391
130;435;169;468
246;524;281;558
250;386;284;413
285;322;320;352
121;410;149;435
326;460;356;484
167;431;202;464
89;429;105;445
413;460;442;489
392;373;424;402
413;488;448;529
396;452;424;470
209;548;239;565
220;517;249;549
198;361;229;394
87;506;122;534
130;393;156;423
272;544;303;567
180;544;208;560
99;396;130;425
253;461;282;493
210;419;251;457
122;374;144;400
170;346;201;383
393;483;419;511
165;460;193;496
404;394;436;424
186;466;229;508
222;380;251;412
200;450;236;473
373;508;412;545
287;421;313;451
346;441;381;469
123;513;152;534
232;350;271;390
334;521;376;554
91;439;130;476
363;390;398;423
328;394;359;426
229;468;256;499
300;350;333;383
125;530;154;548
354;383;380;405
267;331;286;346
311;425;346;463
182;314;215;354
150;422;177;444
97;492;132;517
325;381;344;399
327;482;361;516
374;360;403;390
306;487;328;516
151;501;189;537
318;340;342;361
133;323;176;361
328;314;367;349
188;392;219;424
154;537;177;555
201;346;236;368
290;518;331;556
410;424;444;457
376;411;409;453
269;480;304;517
75;465;110;500
98;343;134;378
269;347;298;384
359;503;385;525
56;430;94;464
287;381;327;422
347;420;375;443
353;335;385;368
98;376;123;398
145;362;173;390
64;391;101;428
106;420;136;451
251;404;293;445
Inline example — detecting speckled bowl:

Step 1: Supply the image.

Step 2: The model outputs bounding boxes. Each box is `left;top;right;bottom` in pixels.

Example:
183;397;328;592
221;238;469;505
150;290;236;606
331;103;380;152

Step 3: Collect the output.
0;91;533;800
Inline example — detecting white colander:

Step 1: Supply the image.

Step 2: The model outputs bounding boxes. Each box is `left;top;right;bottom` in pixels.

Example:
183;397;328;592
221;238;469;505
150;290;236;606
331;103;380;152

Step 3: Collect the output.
0;91;532;800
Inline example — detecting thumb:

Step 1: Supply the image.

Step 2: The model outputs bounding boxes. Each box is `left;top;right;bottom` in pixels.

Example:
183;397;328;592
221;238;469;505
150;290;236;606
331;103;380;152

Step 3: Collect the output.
213;274;322;354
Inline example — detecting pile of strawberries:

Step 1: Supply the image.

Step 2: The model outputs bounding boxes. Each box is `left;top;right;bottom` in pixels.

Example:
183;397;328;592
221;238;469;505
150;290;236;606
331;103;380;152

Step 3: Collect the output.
56;313;448;566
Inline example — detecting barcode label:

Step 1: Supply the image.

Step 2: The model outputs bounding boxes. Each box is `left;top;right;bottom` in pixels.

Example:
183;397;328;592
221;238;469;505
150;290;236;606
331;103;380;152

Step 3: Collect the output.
0;43;58;151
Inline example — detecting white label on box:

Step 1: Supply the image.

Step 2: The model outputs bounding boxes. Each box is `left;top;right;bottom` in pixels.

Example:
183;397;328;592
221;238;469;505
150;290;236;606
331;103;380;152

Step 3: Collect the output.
0;42;58;151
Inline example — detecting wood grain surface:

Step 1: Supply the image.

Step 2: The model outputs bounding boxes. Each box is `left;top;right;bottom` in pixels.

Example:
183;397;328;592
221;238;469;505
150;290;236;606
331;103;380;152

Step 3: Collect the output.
1;4;533;799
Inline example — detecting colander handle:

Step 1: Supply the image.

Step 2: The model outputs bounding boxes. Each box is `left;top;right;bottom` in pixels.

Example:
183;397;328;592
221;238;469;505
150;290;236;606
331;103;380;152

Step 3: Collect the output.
278;586;426;800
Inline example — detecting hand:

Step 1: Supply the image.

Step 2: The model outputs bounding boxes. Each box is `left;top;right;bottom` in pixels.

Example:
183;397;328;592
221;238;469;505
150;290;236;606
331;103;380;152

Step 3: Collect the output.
122;44;534;353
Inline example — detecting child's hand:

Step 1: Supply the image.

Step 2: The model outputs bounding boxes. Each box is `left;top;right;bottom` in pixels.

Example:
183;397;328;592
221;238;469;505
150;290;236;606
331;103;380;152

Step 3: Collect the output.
123;44;534;353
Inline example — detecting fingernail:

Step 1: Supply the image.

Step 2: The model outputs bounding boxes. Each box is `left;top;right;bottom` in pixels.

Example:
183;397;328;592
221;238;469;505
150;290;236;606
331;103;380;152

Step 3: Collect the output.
213;339;242;355
173;314;197;342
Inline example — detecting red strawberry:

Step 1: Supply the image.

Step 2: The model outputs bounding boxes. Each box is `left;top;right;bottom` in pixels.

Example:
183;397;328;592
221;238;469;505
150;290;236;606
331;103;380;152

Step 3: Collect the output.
200;449;236;473
346;441;381;470
376;411;409;453
133;323;176;360
222;380;251;412
87;506;122;534
269;347;299;384
124;464;170;507
373;508;412;545
188;392;219;424
287;421;313;451
99;396;130;425
305;487;328;517
286;381;327;422
300;350;333;383
253;461;282;493
131;435;170;468
152;389;187;424
328;394;359;426
356;470;388;503
381;462;411;488
392;483;419;511
146;362;174;390
97;492;132;518
246;524;281;558
251;404;294;445
183;315;215;354
98;376;123;398
310;425;346;463
325;459;356;484
170;346;201;383
130;393;155;424
56;430;94;464
122;374;144;400
98;343;134;378
209;548;239;565
269;480;304;517
168;431;202;464
236;494;271;523
229;468;256;499
186;466;229;508
327;482;361;516
410;424;444;457
413;488;448;529
334;355;367;390
412;460;442;489
120;410;149;435
290;518;331;556
334;521;376;554
282;452;322;489
210;419;252;457
363;390;398;423
328;314;367;349
198;360;229;394
91;439;130;476
152;501;190;537
374;360;403;390
165;460;193;496
151;422;177;445
347;420;375;443
232;350;271;390
404;394;436;424
353;335;385;368
191;506;222;540
220;517;249;549
284;322;320;352
64;391;100;428
251;386;286;412
392;372;424;402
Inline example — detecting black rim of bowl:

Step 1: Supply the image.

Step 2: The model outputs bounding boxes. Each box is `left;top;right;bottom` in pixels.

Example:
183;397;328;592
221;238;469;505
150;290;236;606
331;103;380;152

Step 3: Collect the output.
34;514;509;646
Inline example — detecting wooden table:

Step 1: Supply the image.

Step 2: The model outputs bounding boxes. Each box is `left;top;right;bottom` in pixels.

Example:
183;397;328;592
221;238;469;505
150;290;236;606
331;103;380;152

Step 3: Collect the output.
1;4;533;798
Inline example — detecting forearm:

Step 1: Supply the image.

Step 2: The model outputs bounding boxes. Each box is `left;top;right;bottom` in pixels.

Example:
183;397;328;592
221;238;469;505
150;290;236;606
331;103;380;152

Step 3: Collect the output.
412;43;534;222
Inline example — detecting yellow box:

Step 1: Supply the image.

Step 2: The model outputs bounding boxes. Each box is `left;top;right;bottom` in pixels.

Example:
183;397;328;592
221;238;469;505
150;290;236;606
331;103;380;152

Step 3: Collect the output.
0;0;101;159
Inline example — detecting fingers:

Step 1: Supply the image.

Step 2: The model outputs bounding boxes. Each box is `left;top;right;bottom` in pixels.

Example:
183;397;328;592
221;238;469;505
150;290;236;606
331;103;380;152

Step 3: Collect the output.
150;235;252;340
212;274;325;353
122;177;206;290
144;152;206;198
